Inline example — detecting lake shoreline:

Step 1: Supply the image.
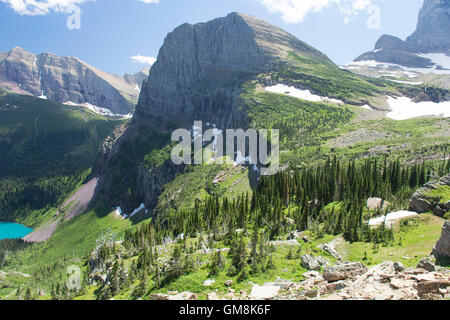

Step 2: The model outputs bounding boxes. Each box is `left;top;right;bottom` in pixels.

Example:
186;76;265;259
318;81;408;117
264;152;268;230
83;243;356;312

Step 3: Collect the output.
0;222;34;241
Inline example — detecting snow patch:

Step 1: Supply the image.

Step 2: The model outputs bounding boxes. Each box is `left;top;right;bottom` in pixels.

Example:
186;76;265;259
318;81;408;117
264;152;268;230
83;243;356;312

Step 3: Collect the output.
129;203;146;218
387;80;423;85
63;101;128;118
386;96;450;120
345;60;450;77
265;84;344;105
115;207;124;219
359;104;373;110
419;53;450;70
369;211;418;226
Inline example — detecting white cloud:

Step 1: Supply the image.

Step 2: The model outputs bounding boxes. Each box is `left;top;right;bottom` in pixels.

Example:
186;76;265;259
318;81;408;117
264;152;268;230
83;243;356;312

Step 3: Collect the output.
131;54;157;65
0;0;95;15
0;0;159;16
256;0;376;24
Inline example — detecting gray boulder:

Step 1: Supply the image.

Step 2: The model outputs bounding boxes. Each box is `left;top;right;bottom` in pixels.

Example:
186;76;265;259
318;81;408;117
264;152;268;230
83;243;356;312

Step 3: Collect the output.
410;197;433;213
417;257;436;272
301;255;321;271
394;262;405;272
432;222;450;259
323;262;367;283
367;198;390;211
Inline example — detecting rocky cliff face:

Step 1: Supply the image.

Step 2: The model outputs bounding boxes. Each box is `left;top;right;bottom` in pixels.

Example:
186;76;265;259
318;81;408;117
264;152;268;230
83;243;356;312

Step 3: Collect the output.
0;47;139;114
98;12;333;213
354;0;450;70
135;12;332;130
407;0;450;55
123;66;150;90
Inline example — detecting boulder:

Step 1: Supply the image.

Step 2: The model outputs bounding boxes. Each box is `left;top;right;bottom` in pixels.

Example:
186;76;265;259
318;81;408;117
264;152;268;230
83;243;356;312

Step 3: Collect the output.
249;285;280;300
207;292;219;300
169;292;198;300
367;198;390;211
301;255;321;271
394;262;405;272
410;174;450;215
432;205;446;218
432;222;450;259
409;197;433;213
417;280;450;299
318;243;342;261
417;258;436;272
149;293;170;300
323;262;368;283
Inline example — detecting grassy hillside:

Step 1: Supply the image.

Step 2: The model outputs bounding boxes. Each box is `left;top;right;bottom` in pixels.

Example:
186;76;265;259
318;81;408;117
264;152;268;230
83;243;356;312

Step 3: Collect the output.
0;91;122;226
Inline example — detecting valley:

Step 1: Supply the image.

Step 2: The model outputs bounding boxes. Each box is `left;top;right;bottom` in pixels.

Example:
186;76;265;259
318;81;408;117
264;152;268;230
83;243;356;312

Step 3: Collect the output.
0;1;449;303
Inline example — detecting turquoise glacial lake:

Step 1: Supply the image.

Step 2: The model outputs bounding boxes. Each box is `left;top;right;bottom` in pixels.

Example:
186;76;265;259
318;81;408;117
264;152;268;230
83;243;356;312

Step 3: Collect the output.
0;222;33;241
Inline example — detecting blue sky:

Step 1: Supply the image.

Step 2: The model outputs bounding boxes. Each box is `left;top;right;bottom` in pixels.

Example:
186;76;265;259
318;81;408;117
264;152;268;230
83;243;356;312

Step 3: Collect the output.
0;0;423;76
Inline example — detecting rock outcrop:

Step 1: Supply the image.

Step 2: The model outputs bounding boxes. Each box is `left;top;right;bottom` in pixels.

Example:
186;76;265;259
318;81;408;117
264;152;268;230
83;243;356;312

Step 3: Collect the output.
301;255;321;271
366;198;390;211
432;222;450;259
323;262;367;283
269;261;450;300
0;47;139;114
409;174;450;216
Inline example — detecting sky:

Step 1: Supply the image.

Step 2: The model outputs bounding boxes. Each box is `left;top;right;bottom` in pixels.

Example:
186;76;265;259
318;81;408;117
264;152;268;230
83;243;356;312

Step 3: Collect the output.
0;0;424;77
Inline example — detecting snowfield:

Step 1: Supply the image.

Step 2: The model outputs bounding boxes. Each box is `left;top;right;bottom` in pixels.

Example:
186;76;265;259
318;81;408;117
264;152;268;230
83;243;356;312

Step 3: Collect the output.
386;96;450;120
265;84;344;105
419;53;450;70
63;101;129;118
369;211;418;226
344;59;450;77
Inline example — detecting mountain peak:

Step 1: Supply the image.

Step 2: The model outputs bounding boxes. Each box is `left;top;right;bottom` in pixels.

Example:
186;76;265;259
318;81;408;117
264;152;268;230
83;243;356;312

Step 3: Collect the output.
406;0;450;55
352;0;450;71
135;13;333;128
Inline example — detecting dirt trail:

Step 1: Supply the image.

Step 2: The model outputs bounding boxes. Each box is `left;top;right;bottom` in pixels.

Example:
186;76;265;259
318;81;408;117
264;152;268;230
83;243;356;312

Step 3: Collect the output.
23;176;102;243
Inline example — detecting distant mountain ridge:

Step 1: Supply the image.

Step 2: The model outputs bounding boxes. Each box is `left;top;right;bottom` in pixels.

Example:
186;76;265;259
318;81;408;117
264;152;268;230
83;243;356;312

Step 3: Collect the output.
353;0;449;70
346;0;450;87
123;66;150;90
0;47;141;115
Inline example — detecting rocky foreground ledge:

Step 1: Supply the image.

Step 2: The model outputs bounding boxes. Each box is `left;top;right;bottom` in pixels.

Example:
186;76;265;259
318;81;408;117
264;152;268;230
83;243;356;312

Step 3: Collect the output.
149;259;449;301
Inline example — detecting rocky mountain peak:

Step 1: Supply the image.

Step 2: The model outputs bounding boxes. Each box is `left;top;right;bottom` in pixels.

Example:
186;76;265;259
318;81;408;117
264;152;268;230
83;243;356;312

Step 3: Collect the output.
353;0;450;72
406;0;450;55
135;12;332;129
0;48;140;114
374;35;415;52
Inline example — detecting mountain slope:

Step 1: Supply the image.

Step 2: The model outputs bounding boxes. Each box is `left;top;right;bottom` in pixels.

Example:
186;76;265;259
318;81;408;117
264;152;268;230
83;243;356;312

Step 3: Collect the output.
96;12;445;217
0;47;139;115
0;90;122;226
